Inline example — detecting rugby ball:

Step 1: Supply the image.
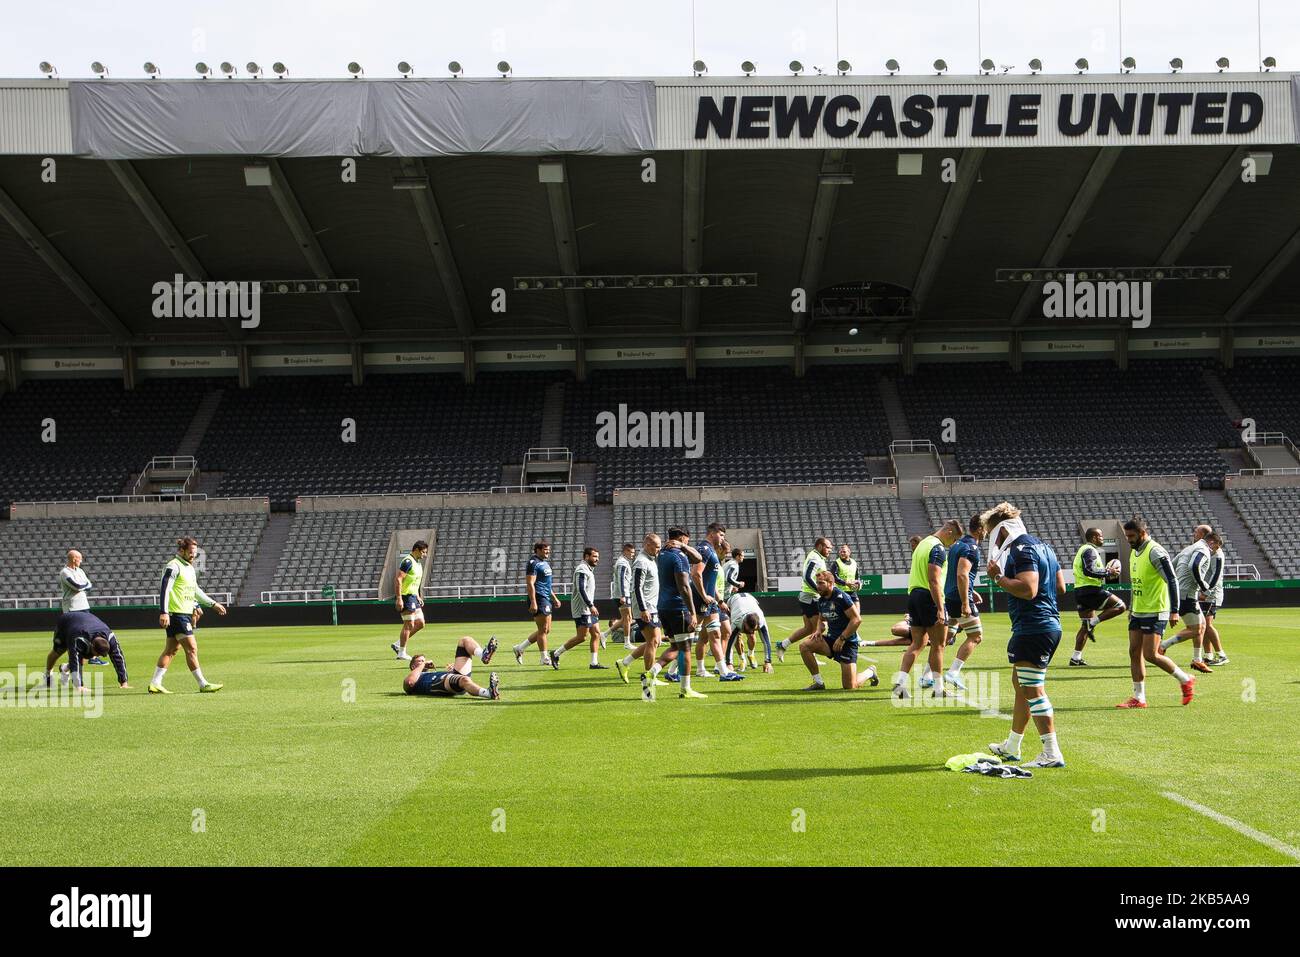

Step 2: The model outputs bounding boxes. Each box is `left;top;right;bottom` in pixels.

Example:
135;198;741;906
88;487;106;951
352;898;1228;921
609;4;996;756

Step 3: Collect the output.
1106;559;1122;577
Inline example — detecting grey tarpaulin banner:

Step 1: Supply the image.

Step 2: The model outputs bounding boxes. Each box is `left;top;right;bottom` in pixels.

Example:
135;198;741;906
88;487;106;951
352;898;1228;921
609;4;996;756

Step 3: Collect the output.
1293;74;1300;144
69;79;656;158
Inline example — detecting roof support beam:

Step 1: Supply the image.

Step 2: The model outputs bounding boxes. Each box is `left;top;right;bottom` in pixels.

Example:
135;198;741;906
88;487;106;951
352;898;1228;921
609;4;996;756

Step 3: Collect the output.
1009;146;1124;327
263;159;362;339
0;185;132;341
794;148;848;333
105;159;245;341
400;158;474;338
1224;222;1300;326
541;158;586;336
1158;147;1247;264
912;148;985;319
682;151;706;334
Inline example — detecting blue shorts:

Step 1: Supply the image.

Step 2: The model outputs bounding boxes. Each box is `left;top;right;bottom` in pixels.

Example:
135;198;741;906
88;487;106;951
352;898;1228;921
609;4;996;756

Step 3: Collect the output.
944;595;978;620
1200;601;1218;617
1007;630;1061;667
165;614;195;639
405;670;465;697
798;593;820;618
661;608;692;640
573;613;598;627
1129;615;1167;635
908;588;940;629
632;615;661;640
821;633;860;664
531;597;553;618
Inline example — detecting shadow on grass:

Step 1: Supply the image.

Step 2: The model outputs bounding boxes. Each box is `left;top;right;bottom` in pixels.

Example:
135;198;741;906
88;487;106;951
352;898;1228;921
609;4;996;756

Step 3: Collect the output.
667;764;936;781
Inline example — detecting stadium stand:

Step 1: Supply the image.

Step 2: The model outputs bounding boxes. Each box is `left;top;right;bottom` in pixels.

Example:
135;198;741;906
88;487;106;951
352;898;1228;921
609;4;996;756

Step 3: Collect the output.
268;504;586;596
612;497;910;578
1226;487;1300;578
196;373;554;509
0;513;266;606
1220;357;1300;440
0;378;212;504
564;367;892;501
922;489;1240;570
899;360;1238;488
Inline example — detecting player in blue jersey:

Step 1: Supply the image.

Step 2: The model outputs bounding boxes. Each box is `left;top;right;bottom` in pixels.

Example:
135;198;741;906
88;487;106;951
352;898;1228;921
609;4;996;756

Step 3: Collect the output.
650;527;705;699
799;570;878;690
981;502;1068;769
513;540;555;666
940;514;985;691
403;635;500;700
690;522;741;682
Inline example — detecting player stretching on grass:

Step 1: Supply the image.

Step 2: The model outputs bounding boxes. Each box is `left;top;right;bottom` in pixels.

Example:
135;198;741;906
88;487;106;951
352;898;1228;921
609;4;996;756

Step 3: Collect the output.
403;635;500;700
43;610;130;691
982;502;1068;769
550;547;607;670
391;539;428;661
151;536;226;694
1116;515;1195;709
513;541;555;666
723;591;773;673
1068;528;1125;666
800;570;877;691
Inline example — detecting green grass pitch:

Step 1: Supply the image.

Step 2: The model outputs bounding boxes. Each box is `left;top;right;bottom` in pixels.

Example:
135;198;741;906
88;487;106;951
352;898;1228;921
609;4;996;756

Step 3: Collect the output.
2;608;1296;866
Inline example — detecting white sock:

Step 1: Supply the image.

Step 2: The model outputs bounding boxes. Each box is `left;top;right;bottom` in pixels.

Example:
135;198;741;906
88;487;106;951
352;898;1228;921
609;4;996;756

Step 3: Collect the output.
1133;681;1146;702
512;640;528;654
681;672;692;692
893;671;908;688
590;652;599;665
620;652;637;666
949;659;965;675
1040;731;1060;760
476;688;491;698
1192;648;1202;662
192;667;206;688
1087;616;1099;627
552;647;565;659
152;666;167;686
650;662;662;677
1005;730;1024;755
1172;667;1191;683
922;666;933;680
539;653;549;664
1071;649;1083;661
811;673;825;686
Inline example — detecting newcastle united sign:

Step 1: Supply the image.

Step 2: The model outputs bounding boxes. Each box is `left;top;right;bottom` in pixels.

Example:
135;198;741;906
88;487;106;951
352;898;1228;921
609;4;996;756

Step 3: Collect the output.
655;76;1295;150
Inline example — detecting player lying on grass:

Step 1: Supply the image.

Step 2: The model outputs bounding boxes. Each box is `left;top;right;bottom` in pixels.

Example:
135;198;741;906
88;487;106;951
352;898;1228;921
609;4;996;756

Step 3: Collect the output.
403;636;500;700
982;502;1068;769
43;610;130;690
800;570;878;690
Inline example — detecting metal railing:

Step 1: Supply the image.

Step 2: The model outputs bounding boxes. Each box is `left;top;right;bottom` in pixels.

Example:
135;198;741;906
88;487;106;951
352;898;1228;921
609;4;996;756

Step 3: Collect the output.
489;484;586;494
0;592;232;611
96;493;209;504
924;474;975;484
613;480;886;497
889;439;937;455
259;587;379;604
1234;467;1300;476
1224;563;1261;581
132;455;198;496
523;447;573;464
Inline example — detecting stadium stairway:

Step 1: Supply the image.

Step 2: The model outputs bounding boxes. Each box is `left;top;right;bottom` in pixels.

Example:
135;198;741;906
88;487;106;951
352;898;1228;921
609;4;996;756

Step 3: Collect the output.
585;502;614;568
1202;368;1243;425
539;380;567;448
1202;489;1277;579
898;497;934;540
238;512;295;605
877;375;912;441
177;388;225;458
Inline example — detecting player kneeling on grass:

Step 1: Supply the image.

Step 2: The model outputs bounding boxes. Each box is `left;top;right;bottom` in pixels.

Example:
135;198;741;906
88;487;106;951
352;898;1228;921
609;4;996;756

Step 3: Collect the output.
404;636;500;700
800;571;878;691
983;502;1067;769
43;610;130;691
1069;528;1126;666
151;536;226;694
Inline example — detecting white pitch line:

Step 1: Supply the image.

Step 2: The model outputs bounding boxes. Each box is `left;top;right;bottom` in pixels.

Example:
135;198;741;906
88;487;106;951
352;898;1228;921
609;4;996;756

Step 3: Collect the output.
1161;792;1300;862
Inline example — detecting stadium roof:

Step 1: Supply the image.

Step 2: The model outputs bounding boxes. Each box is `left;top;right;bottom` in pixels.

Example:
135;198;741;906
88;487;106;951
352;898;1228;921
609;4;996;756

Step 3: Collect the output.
0;74;1298;349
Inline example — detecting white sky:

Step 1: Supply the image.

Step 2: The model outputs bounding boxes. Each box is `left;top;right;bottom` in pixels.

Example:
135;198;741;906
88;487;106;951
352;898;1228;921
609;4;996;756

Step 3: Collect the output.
1;0;1297;80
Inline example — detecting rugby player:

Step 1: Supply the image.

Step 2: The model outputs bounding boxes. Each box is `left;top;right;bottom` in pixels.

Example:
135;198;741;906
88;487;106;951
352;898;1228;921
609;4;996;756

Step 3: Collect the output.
691;523;740;681
550;547;607;669
1202;538;1228;666
723;590;773;673
652;528;705;699
831;543;861;604
864;537;922;648
513;540;555;666
403;636;500;700
775;537;832;662
612;533;669;699
892;520;961;699
1115;516;1195;708
941;514;986;691
801;570;877;690
982;502;1068;768
1159;526;1217;673
390;539;428;661
58;549;92;613
1068;527;1126;666
607;542;636;648
43;610;129;691
151;536;226;694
